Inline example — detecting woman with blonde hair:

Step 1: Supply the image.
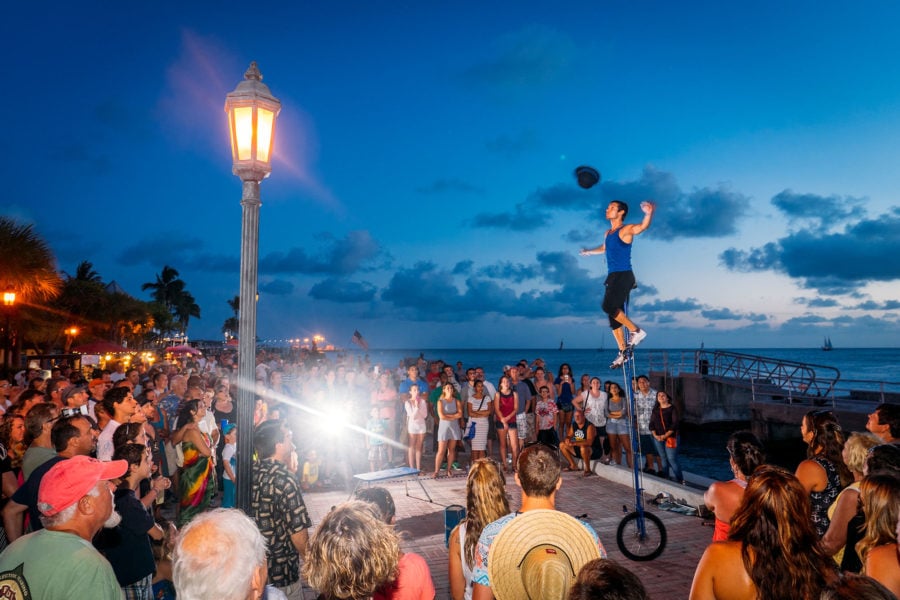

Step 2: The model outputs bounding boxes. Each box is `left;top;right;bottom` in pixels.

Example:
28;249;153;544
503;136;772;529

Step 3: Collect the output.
303;500;401;600
857;474;900;596
448;458;510;600
690;465;837;600
821;432;880;569
795;409;852;536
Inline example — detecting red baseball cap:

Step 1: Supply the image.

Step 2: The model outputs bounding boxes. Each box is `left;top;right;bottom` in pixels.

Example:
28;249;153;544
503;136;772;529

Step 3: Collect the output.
38;456;127;516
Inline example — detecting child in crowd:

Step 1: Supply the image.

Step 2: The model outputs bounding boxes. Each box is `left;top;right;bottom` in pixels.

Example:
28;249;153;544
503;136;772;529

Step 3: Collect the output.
367;406;388;471
302;449;322;491
536;385;560;446
220;423;237;508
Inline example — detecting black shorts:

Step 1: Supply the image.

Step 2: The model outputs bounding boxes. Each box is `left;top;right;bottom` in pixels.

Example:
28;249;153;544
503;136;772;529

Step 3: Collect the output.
602;270;636;328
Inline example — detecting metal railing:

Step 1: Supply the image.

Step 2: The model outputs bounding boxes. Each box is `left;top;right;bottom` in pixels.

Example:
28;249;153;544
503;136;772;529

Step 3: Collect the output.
644;349;900;406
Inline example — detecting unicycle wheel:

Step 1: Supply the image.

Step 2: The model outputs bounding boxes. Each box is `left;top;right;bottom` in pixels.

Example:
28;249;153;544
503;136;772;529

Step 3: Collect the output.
616;510;666;561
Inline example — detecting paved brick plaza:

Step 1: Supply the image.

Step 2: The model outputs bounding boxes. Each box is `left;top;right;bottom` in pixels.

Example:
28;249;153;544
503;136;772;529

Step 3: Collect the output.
299;468;712;599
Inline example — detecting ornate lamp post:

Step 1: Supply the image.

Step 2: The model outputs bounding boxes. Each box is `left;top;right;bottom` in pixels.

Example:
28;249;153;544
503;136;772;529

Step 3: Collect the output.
2;292;15;371
225;62;281;512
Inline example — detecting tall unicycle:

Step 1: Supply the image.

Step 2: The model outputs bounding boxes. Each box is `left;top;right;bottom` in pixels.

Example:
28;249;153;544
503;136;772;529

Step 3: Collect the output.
614;321;666;561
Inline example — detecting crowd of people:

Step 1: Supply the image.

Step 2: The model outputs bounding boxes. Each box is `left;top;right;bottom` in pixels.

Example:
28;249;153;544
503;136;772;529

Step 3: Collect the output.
693;405;900;599
1;351;899;599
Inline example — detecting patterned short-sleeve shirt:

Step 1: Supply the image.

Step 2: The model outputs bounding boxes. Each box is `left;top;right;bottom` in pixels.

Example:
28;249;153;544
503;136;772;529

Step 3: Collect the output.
251;458;313;587
633;388;657;434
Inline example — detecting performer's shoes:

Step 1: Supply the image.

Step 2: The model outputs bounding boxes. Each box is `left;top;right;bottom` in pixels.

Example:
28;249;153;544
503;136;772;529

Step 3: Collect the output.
610;351;628;369
629;328;647;348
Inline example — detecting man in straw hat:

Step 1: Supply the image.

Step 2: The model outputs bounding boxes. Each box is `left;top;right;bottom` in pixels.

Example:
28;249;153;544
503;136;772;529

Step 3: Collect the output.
0;455;127;599
472;443;607;600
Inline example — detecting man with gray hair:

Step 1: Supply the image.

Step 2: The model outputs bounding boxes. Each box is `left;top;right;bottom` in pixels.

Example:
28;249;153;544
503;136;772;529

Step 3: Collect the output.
174;508;277;600
0;455;126;598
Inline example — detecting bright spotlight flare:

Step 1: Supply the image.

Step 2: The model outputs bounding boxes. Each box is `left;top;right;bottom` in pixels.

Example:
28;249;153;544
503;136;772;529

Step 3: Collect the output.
574;165;601;189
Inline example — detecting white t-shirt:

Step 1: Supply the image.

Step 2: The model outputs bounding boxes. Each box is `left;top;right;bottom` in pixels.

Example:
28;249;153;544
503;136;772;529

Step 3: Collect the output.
222;443;236;481
583;391;608;428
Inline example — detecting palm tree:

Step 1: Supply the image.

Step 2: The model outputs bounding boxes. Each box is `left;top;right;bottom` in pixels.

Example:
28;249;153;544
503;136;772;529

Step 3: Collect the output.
73;260;102;283
222;295;239;336
0;217;62;302
141;266;185;312
142;266;202;336
173;291;201;333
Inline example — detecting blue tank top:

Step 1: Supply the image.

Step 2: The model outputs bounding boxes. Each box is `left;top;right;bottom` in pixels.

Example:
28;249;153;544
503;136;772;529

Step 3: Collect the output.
605;228;632;273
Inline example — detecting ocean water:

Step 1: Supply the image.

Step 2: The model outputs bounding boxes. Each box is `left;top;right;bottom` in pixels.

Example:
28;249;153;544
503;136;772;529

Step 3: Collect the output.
348;346;900;480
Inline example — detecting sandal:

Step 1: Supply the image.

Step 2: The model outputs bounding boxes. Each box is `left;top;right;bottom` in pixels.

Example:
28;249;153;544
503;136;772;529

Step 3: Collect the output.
563;466;577;472
582;471;596;477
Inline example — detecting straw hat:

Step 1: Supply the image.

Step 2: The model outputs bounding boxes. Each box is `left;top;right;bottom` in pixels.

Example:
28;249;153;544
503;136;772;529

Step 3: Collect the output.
489;509;601;600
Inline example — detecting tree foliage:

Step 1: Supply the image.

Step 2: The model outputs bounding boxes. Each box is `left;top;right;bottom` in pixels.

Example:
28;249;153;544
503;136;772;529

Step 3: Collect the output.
142;266;201;336
0;217;62;303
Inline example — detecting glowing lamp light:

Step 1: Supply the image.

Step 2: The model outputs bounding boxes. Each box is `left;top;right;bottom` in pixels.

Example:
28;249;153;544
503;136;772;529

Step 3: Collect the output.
225;62;281;182
2;292;15;307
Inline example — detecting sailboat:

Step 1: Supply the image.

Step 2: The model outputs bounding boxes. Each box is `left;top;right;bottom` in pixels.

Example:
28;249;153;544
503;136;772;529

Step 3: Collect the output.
821;336;833;351
559;339;564;351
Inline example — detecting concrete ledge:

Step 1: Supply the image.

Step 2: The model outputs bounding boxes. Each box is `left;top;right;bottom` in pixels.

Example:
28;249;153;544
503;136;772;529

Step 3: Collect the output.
576;459;711;509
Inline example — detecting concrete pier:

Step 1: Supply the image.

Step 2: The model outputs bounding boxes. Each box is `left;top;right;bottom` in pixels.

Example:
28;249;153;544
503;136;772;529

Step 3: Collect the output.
646;349;898;441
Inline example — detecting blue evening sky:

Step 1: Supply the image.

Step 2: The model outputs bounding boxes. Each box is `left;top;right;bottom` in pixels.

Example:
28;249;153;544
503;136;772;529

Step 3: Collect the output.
3;2;899;349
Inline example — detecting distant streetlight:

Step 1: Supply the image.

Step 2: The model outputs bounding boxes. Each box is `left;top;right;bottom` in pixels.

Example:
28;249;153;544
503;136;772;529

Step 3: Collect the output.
2;292;15;371
225;61;281;512
64;326;79;353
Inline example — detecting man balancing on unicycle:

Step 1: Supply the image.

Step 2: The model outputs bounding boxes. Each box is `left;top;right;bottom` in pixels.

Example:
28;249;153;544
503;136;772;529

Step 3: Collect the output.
580;199;655;369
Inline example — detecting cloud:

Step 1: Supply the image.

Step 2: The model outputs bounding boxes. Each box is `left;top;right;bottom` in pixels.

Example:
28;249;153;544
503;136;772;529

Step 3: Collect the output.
471;167;748;238
771;190;866;231
720;207;900;292
854;299;900;310
259;230;387;275
485;130;539;157
477;261;540;283
640;298;704;313
783;314;830;325
700;308;743;321
469;203;549;231
601;167;750;240
470;184;584;230
416;179;484;195
259;279;294;295
117;234;238;271
452;260;474;275
565;229;595;243
308;277;377;303
460;26;576;88
800;297;840;308
379;252;613;321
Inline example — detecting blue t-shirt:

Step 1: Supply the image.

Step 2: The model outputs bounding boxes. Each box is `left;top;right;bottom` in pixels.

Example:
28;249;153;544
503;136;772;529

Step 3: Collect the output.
398;378;428;396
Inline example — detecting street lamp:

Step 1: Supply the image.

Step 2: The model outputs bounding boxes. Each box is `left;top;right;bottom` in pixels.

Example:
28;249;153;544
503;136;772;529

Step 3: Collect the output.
64;326;79;353
225;62;281;512
2;292;15;371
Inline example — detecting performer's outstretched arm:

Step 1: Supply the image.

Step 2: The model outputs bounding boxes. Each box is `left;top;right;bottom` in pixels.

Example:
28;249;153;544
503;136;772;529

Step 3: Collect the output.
622;201;655;240
579;242;605;256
